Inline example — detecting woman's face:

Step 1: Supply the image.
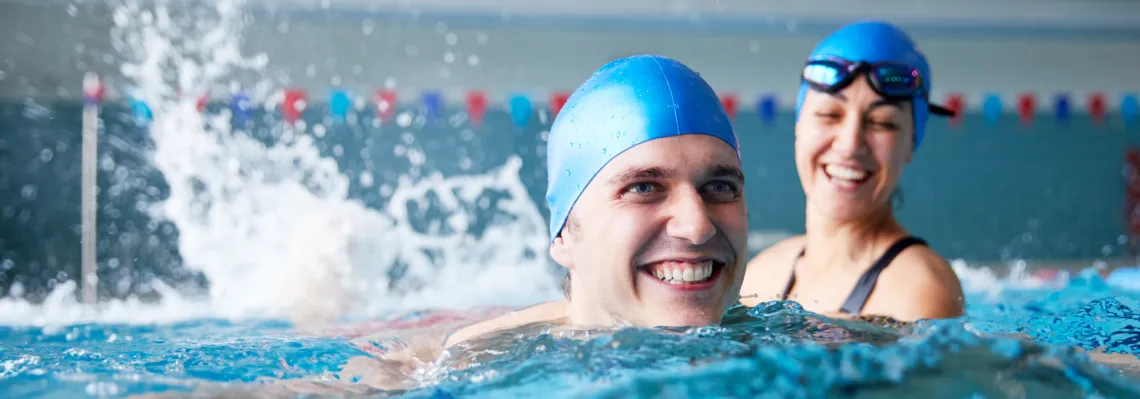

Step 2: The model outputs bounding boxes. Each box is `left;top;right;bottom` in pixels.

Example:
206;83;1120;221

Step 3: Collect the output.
794;74;916;222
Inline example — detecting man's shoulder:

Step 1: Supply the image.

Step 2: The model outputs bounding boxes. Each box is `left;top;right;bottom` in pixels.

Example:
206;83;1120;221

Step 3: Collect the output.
443;301;568;348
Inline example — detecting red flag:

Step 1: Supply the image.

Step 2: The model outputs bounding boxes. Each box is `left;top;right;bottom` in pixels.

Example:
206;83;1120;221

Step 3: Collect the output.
720;93;738;121
374;89;397;123
551;91;570;118
82;72;104;105
945;93;965;128
1017;93;1036;127
466;90;487;127
283;89;306;123
1089;93;1106;125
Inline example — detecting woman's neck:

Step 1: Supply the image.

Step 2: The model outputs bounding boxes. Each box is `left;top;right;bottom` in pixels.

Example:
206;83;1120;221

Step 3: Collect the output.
803;203;907;268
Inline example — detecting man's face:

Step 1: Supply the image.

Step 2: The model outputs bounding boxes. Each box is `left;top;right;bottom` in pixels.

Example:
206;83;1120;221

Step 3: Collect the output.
550;134;748;327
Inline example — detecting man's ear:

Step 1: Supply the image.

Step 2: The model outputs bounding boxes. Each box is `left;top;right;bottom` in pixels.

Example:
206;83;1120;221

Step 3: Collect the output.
550;235;574;271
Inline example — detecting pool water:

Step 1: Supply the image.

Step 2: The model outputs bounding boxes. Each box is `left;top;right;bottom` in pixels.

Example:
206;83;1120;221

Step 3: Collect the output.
4;1;1140;398
3;265;1140;398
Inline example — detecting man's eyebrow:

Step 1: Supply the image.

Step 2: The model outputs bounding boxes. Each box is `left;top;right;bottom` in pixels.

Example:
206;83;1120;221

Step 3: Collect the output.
606;164;745;185
708;164;745;184
607;166;677;186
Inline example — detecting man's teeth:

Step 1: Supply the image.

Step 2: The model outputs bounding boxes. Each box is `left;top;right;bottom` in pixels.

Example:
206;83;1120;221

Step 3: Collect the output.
651;261;715;284
824;164;868;181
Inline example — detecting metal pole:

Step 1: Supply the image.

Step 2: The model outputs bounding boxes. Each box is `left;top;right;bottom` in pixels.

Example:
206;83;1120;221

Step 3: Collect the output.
81;72;100;304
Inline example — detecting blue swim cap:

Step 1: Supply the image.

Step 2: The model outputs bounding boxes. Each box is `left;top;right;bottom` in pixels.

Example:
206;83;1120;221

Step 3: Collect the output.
796;21;950;149
545;55;740;241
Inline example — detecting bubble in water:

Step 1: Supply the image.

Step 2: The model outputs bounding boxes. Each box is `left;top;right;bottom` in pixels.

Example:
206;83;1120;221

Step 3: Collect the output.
20;185;37;200
39;148;53;163
362;20;375;36
445;32;458;45
444;52;455;64
477;32;489;45
396;112;413;127
8;282;23;298
313;124;327;138
359;172;374;188
467;55;480;67
66;4;78;16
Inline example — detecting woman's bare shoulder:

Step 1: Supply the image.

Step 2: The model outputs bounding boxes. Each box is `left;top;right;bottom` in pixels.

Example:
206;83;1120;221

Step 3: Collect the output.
871;245;965;321
739;235;805;307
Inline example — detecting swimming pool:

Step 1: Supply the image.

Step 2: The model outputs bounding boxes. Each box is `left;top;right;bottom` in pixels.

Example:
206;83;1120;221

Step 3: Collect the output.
2;266;1140;398
4;1;1140;398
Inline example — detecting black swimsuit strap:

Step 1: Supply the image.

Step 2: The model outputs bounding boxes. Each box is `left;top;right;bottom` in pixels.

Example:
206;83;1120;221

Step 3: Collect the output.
780;236;928;314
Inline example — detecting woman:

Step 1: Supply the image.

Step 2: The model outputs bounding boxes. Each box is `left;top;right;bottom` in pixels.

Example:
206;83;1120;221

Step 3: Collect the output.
739;21;965;321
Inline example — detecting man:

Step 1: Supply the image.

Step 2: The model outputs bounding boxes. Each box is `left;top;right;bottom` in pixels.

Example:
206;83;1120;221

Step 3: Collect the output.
142;55;752;397
442;54;749;347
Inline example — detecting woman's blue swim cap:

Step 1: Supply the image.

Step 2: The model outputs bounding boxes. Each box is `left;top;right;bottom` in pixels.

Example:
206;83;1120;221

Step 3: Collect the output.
796;20;950;149
545;55;740;241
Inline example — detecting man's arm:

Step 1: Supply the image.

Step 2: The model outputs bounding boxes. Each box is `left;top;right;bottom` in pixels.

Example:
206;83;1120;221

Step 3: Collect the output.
443;301;568;348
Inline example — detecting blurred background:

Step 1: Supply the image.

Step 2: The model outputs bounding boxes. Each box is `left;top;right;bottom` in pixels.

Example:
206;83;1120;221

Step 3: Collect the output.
2;0;1140;308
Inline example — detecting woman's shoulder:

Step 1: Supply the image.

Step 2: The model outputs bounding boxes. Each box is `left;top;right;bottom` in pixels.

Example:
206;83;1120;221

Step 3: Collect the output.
746;235;806;269
738;235;805;306
872;241;965;320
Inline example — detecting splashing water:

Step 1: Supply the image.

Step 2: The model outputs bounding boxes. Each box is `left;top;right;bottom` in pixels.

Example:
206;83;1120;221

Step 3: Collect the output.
0;0;560;326
6;1;1140;398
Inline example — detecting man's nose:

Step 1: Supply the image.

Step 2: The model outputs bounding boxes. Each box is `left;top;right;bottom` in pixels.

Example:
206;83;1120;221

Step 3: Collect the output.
664;188;717;245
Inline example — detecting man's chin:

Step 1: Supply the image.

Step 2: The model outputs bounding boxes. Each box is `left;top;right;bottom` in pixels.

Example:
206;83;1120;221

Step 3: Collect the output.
643;306;725;328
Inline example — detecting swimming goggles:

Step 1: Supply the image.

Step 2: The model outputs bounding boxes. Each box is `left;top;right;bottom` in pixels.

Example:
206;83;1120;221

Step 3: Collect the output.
801;57;955;116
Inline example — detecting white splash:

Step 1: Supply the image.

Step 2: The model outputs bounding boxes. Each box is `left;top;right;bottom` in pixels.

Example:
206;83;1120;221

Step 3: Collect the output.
951;258;1058;302
0;0;560;327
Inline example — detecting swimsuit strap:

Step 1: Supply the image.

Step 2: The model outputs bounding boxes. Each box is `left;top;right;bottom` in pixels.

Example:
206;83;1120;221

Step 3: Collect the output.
780;236;928;315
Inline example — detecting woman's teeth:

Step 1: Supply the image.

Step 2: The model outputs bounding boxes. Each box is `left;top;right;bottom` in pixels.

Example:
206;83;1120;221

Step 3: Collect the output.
650;261;715;284
824;164;869;182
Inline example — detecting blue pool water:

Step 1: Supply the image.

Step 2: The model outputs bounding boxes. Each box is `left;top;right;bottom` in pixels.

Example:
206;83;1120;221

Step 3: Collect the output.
3;267;1140;398
4;1;1140;398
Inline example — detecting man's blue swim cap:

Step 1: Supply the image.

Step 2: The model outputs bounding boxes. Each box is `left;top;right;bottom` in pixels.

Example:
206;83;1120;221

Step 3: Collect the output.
796;21;951;149
545;55;740;241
